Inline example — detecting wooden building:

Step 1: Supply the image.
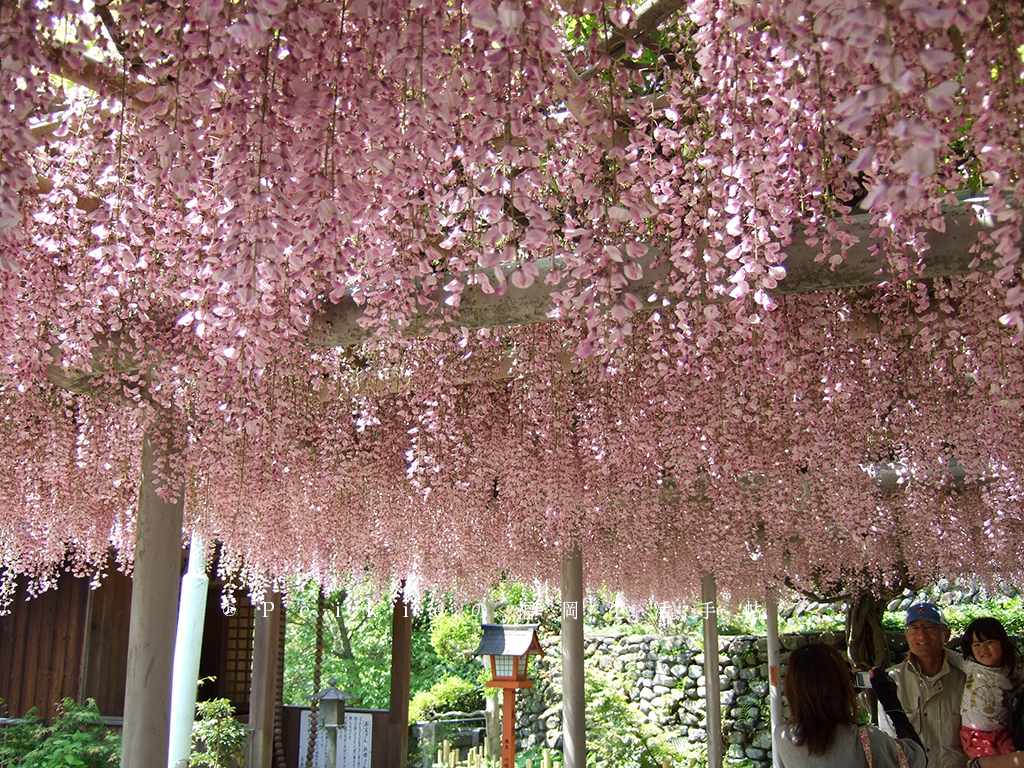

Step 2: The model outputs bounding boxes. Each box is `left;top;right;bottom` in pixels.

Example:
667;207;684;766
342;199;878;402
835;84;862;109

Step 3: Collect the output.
1;565;410;768
0;566;256;724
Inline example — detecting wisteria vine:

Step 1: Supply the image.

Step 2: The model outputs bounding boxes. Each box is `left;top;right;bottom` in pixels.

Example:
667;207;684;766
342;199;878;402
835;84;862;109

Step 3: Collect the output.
0;0;1022;609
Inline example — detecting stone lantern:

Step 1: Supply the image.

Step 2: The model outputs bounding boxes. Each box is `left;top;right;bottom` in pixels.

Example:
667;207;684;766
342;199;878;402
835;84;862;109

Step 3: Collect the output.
310;679;358;767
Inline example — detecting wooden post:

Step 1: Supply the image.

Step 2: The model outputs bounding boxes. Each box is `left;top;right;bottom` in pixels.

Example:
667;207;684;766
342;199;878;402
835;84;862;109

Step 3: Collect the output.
702;572;723;768
388;587;412;767
121;429;184;768
250;591;282;768
560;547;585;768
501;687;515;768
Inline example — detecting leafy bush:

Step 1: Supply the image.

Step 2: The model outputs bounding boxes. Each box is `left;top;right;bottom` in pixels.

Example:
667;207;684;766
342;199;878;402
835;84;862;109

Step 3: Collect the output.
429;612;481;664
919;597;1024;636
0;703;41;766
0;698;120;768
190;698;246;768
585;667;688;768
583;589;637;631
408;676;482;722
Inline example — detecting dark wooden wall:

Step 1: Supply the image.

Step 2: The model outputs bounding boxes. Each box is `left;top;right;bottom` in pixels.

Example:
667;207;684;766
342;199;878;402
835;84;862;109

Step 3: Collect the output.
199;590;255;714
0;565;252;724
79;570;132;717
0;572;89;722
0;554;270;768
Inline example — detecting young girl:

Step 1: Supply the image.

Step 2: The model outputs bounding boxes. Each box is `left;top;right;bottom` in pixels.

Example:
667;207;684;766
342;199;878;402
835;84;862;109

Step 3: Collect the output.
943;617;1021;762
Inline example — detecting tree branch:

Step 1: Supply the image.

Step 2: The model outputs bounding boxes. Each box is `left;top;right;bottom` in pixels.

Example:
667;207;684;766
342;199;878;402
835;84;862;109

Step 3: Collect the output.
93;3;131;66
603;0;688;60
46;45;151;112
783;575;849;605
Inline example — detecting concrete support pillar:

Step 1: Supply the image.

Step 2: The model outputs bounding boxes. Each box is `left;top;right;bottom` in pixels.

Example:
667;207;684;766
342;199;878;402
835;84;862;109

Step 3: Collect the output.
121;429;184;768
766;597;783;768
702;572;723;768
250;590;283;768
560;547;585;768
388;588;412;768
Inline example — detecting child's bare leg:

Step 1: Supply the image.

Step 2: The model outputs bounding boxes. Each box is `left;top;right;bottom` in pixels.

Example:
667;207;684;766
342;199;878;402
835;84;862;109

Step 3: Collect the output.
978;753;1024;768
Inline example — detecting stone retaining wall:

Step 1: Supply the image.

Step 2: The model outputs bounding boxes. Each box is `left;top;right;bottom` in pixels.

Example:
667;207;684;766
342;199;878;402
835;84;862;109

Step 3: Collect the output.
516;631;910;766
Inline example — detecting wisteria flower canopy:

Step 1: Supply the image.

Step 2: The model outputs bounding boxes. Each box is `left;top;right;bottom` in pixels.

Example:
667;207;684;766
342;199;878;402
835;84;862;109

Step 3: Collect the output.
1;0;1023;607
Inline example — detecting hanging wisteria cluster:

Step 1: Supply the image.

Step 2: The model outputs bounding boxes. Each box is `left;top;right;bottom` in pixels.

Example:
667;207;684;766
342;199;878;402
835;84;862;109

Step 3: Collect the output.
1;0;1023;609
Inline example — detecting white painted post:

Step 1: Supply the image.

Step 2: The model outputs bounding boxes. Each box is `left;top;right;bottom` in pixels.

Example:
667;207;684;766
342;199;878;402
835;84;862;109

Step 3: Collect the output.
560;547;585;768
168;532;209;768
121;428;185;768
766;597;783;768
702;573;723;768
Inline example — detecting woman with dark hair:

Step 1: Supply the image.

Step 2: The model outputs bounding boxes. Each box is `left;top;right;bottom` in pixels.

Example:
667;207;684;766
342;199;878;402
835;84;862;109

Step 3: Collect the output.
776;643;926;767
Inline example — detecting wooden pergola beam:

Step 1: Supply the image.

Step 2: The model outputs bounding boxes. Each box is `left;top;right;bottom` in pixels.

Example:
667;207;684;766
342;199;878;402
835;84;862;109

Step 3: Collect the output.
36;195;998;395
311;193;998;347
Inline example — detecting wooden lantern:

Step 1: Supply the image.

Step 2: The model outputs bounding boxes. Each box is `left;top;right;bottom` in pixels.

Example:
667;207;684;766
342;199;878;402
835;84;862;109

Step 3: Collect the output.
474;625;544;768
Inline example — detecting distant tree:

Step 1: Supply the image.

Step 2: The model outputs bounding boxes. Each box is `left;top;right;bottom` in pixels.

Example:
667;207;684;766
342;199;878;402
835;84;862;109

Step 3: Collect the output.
283;581;483;710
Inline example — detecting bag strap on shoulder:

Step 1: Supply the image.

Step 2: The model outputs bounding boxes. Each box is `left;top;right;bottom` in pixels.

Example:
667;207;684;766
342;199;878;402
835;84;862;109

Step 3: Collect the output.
859;725;874;768
859;725;908;768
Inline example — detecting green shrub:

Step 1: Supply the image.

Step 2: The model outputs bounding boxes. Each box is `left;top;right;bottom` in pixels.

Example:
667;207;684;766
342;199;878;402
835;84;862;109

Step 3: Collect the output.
585;667;688;768
408;675;482;722
0;703;42;767
0;698;120;768
516;743;565;767
190;698;246;768
429;612;482;664
933;598;1024;635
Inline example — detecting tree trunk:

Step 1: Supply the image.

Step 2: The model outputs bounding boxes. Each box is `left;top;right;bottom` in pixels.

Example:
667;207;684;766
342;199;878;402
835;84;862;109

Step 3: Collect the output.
845;591;891;670
329;589;355;660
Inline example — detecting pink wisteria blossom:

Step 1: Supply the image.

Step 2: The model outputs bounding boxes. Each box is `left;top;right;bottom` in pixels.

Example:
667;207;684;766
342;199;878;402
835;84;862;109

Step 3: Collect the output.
0;0;1022;609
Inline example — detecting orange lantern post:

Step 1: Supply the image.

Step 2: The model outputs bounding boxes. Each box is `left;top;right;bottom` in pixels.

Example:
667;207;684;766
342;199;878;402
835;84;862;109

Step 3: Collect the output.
474;624;544;768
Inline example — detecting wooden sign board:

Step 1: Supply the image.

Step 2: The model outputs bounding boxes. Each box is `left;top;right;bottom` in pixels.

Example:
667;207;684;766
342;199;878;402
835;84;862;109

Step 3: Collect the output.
296;710;372;768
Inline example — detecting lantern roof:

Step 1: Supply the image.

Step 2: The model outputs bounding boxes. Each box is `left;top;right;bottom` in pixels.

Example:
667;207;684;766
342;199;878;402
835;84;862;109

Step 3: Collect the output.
309;680;359;704
474;624;544;658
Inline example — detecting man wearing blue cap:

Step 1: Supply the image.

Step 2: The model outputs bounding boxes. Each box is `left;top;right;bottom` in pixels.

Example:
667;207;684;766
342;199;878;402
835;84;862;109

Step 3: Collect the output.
879;602;967;768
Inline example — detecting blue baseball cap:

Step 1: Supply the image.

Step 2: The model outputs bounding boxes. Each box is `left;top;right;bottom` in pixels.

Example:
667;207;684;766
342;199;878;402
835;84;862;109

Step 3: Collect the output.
905;602;947;627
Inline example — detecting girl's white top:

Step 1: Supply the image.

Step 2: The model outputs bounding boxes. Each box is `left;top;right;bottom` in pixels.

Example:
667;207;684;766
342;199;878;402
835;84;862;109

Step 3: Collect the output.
944;648;1016;732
